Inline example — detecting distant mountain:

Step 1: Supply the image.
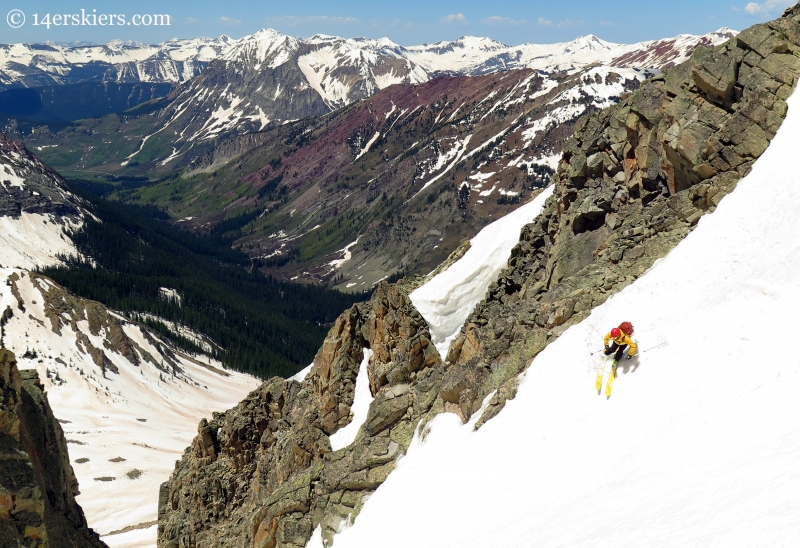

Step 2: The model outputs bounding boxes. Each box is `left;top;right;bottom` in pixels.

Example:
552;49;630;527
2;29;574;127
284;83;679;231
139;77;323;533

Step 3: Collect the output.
135;28;735;147
0;36;235;91
611;28;738;69
401;29;737;75
0;28;735;136
152;29;428;146
4;26;738;289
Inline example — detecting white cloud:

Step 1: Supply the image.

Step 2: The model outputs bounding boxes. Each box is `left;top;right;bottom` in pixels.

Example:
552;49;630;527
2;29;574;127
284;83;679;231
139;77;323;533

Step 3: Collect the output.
557;18;585;28
441;13;468;25
264;15;359;27
599;20;614;26
186;17;200;24
481;16;527;27
537;17;553;27
219;16;241;26
743;0;794;16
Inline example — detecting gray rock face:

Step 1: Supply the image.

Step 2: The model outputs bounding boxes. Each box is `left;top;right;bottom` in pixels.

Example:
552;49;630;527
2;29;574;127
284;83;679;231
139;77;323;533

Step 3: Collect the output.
0;349;107;548
157;6;800;548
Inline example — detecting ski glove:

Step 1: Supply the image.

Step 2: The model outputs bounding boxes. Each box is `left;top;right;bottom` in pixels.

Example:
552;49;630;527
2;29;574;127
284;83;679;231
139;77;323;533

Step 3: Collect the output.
604;346;609;353
626;354;633;360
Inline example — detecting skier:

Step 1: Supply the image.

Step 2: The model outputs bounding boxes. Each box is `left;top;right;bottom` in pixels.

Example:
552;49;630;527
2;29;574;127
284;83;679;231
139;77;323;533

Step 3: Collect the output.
603;322;637;363
597;322;637;396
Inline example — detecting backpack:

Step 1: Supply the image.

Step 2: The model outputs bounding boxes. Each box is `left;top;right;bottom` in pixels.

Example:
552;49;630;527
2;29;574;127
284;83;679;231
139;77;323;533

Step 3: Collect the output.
618;322;634;336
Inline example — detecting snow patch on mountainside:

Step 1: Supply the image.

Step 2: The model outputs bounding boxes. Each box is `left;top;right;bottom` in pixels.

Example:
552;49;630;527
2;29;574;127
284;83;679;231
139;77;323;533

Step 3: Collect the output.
325;87;800;548
0;270;261;548
0;214;81;269
1;162;26;188
329;348;375;451
411;185;553;357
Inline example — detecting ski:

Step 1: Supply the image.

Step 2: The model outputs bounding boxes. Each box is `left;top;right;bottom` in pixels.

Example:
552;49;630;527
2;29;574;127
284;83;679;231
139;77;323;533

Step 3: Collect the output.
595;355;608;392
605;362;618;397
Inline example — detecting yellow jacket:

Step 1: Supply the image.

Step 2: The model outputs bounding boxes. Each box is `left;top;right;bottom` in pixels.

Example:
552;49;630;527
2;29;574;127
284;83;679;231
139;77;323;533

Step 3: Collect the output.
604;331;637;356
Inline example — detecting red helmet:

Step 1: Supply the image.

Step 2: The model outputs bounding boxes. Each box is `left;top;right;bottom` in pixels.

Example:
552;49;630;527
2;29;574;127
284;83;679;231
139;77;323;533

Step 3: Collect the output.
610;327;621;338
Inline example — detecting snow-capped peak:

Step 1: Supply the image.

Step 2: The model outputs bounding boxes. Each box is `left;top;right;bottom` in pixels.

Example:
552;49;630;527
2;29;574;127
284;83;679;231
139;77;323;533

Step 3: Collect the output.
222;28;300;65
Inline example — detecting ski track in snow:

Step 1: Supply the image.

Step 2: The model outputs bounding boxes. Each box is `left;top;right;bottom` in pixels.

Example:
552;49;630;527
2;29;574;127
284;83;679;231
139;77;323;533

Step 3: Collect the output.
410;186;554;358
0;269;261;548
320;88;800;548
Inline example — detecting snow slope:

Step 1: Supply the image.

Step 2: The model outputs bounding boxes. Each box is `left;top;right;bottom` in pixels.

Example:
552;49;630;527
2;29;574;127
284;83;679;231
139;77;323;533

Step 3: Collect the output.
0;213;81;269
324;84;800;548
410;185;553;358
0;269;261;548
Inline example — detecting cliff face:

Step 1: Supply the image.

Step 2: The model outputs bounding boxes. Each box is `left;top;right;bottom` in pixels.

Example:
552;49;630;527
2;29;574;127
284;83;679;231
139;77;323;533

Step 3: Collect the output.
158;283;442;547
158;6;800;548
0;349;106;547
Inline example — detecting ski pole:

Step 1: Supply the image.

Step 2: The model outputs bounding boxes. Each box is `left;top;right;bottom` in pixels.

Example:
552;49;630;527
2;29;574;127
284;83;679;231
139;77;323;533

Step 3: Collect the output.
641;341;666;353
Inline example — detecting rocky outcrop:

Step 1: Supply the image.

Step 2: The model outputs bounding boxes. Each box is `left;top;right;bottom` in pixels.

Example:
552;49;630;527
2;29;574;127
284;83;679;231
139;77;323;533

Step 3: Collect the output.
0;349;106;547
158;283;442;547
0;134;86;220
159;6;800;548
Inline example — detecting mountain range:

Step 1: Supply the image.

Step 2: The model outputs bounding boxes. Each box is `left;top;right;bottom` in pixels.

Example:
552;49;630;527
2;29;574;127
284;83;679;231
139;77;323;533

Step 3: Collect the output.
0;27;734;290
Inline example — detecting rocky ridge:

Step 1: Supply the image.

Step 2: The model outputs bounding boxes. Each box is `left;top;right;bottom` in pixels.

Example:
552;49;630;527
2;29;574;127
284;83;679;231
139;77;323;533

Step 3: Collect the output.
441;4;800;424
0;134;85;220
0;349;106;547
158;283;441;547
158;6;800;547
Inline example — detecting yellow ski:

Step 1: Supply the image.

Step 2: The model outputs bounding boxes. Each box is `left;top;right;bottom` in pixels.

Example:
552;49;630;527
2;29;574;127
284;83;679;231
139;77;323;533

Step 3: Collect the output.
605;362;618;397
595;371;603;391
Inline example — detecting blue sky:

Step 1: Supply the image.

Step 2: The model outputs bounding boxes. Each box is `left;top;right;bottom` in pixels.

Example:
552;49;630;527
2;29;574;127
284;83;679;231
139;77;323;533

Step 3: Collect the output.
2;0;797;46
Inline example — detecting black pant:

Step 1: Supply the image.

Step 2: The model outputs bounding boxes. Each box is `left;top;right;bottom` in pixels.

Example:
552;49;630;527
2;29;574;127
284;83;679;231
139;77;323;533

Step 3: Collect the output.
604;342;627;362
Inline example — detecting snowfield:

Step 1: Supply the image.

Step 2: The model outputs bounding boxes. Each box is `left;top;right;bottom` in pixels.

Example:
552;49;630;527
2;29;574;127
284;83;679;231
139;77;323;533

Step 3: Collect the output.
0;269;261;548
320;88;800;546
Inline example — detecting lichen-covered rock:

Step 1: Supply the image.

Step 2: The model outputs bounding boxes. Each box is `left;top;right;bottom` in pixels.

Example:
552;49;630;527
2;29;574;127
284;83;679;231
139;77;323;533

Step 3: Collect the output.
0;349;106;548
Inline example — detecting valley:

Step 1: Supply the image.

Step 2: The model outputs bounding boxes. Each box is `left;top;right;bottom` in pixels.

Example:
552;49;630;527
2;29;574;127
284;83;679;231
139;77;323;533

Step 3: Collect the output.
2;28;732;291
2;4;797;548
